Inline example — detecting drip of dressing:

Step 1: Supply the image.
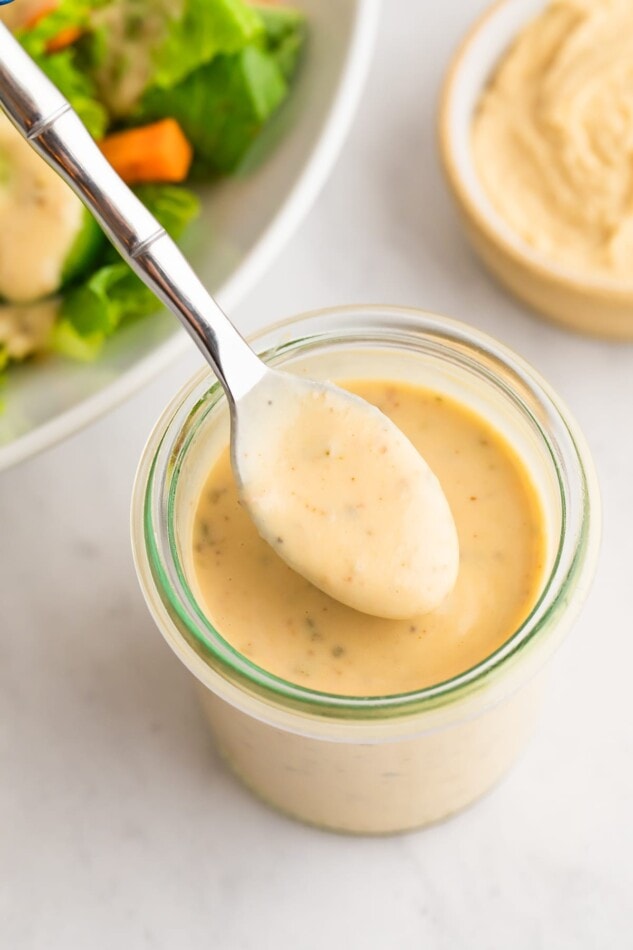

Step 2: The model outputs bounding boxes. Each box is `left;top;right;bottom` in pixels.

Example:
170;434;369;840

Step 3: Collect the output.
89;0;182;117
234;375;460;620
0;114;84;302
0;299;59;359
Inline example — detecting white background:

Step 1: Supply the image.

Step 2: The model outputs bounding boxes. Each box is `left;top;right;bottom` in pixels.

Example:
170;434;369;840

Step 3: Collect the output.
1;2;631;947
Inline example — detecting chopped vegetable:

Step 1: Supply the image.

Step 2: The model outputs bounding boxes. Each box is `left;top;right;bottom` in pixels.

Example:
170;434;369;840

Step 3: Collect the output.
100;119;194;184
46;24;83;52
61;210;107;286
40;50;108;136
150;0;264;90
23;1;85;51
54;184;199;359
80;0;265;118
136;2;305;173
0;0;305;397
138;45;289;174
18;0;99;52
60;262;156;340
256;4;306;81
133;183;201;240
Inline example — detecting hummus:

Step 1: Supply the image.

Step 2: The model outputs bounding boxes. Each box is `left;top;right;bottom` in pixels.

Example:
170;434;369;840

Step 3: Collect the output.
472;0;633;278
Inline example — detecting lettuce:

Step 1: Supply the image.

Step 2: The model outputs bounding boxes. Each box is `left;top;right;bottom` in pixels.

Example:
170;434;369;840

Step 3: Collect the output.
133;184;201;241
18;4;109;139
18;0;304;170
78;0;263;117
41;51;108;138
54;185;200;358
135;2;305;174
138;45;288;174
54;258;161;360
16;0;97;52
151;0;263;89
256;5;306;81
50;316;111;362
0;0;303;385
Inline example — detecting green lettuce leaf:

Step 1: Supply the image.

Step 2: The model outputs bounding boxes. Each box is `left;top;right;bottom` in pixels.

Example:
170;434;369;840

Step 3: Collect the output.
134;184;201;241
42;51;108;138
50;317;110;362
151;0;263;90
15;0;109;137
135;3;305;174
59;262;152;339
255;5;306;81
18;5;108;140
78;0;263;117
138;45;288;174
55;184;200;357
16;0;108;50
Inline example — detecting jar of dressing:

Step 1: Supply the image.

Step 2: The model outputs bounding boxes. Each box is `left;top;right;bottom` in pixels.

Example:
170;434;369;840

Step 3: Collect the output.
131;306;599;834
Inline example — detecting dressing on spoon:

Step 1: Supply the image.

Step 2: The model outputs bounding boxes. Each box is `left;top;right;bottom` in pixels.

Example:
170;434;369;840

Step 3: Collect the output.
235;374;459;619
0;26;459;619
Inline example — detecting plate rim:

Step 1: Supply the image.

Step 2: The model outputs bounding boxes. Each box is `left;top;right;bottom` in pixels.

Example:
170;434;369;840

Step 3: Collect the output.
0;0;381;472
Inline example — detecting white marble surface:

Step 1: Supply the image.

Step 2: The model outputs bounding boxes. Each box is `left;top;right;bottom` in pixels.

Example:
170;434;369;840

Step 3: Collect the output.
1;2;632;947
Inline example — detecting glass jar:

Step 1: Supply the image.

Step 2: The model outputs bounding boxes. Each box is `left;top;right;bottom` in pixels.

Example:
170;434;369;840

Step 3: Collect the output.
131;306;600;834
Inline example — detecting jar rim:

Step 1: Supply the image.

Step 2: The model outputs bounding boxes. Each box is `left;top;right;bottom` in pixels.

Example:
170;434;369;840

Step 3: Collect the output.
132;305;600;722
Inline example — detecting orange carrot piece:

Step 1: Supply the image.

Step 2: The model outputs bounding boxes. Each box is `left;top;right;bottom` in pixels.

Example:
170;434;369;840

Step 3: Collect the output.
23;2;83;52
45;25;83;52
100;120;194;185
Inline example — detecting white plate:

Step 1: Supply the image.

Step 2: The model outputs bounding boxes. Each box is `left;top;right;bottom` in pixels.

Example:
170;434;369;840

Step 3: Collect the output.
0;0;380;470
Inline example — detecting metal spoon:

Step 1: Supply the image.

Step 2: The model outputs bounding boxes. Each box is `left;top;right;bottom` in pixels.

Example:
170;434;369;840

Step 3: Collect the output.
0;25;459;619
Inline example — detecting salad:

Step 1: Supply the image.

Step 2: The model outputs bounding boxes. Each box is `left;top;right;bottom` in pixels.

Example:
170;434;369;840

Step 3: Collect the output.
0;0;305;390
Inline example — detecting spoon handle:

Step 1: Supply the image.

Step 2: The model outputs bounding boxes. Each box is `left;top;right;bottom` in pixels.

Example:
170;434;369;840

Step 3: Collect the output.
0;23;265;401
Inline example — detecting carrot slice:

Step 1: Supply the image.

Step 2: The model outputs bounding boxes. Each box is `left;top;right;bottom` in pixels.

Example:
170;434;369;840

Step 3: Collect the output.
100;120;194;185
23;2;83;52
45;25;83;52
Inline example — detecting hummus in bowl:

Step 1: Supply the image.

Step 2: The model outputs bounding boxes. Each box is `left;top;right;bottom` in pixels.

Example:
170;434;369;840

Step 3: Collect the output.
440;0;633;339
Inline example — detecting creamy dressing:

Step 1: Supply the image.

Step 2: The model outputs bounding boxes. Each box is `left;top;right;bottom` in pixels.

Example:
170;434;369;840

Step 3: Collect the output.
89;0;179;117
193;380;545;696
0;114;85;303
234;375;459;619
0;299;59;359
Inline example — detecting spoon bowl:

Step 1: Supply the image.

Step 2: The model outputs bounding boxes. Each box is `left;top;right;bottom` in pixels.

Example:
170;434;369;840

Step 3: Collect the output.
234;369;459;618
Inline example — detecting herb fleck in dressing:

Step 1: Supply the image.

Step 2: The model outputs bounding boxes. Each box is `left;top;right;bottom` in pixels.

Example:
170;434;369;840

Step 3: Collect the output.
192;380;545;697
